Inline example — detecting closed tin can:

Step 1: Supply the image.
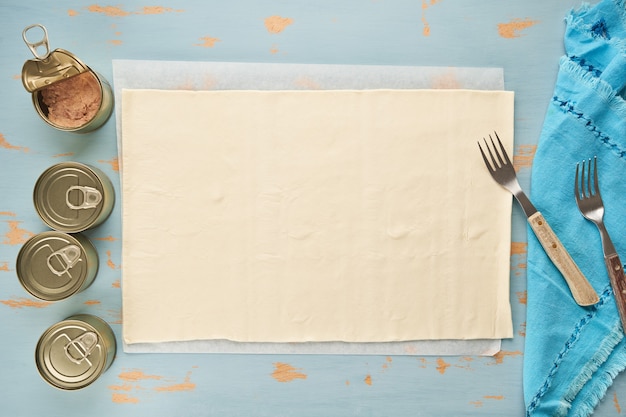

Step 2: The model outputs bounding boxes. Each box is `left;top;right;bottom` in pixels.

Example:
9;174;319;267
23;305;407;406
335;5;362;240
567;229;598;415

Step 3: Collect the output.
21;24;113;133
34;162;115;233
36;314;116;390
16;231;98;301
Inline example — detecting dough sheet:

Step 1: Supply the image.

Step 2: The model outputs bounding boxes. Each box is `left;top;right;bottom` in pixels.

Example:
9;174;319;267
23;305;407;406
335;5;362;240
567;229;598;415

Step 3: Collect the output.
121;88;514;344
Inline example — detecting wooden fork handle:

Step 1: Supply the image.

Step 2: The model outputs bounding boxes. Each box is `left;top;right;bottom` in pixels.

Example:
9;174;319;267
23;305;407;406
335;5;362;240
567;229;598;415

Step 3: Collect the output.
605;254;626;332
528;212;600;306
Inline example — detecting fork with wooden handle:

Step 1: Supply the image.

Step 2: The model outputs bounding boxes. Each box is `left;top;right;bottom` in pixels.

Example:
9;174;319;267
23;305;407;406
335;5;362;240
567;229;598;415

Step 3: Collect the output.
575;157;626;330
478;132;599;306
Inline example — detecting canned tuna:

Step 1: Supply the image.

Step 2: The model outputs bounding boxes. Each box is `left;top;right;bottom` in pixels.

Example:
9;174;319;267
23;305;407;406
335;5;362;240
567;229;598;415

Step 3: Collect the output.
34;162;114;233
16;231;98;301
35;314;116;389
21;24;113;133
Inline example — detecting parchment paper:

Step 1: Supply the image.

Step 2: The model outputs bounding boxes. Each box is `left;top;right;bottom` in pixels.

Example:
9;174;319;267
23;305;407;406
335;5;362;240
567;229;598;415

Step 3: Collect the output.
113;60;509;355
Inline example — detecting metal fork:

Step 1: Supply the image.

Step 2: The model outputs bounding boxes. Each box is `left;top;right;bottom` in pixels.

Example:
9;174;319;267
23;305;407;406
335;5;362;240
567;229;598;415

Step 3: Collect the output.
478;132;598;306
575;157;626;330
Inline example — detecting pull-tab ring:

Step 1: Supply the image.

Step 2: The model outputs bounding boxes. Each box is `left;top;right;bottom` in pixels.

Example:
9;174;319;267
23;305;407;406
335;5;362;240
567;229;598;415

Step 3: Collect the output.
22;24;50;60
66;186;102;210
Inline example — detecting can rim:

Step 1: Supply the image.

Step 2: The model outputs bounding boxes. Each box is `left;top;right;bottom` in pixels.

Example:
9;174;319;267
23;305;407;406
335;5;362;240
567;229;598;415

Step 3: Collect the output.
16;231;94;301
33;162;109;233
35;315;114;390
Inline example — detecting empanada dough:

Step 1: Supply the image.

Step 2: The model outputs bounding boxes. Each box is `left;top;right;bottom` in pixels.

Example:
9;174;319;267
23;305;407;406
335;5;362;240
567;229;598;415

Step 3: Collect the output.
121;88;514;344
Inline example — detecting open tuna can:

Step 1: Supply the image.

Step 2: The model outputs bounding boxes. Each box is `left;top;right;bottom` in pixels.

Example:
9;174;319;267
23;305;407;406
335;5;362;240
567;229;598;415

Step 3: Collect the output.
21;24;113;133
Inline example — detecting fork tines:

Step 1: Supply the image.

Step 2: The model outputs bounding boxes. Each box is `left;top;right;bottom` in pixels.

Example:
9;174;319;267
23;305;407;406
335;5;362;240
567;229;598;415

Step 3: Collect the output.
575;157;600;201
477;131;511;171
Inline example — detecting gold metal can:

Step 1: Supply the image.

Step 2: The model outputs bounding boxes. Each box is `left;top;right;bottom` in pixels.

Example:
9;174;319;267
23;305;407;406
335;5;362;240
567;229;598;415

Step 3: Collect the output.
35;314;117;390
21;24;113;133
34;162;115;233
16;231;98;301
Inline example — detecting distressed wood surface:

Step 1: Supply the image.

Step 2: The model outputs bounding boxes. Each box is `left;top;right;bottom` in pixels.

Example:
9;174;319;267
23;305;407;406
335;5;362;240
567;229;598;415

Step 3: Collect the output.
1;1;624;416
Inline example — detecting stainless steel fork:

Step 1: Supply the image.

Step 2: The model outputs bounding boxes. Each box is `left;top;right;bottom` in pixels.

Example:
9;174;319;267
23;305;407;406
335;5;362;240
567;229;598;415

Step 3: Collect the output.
575;157;626;330
478;132;599;306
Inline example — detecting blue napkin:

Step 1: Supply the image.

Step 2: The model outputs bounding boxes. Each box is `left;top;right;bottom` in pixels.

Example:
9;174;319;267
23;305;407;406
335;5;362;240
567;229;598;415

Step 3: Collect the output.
525;0;626;415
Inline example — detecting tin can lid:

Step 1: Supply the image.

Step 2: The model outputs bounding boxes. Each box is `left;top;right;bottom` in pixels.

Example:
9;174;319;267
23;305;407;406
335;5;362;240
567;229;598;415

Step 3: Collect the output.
36;317;110;389
22;49;90;93
21;25;90;93
34;162;108;232
16;231;90;301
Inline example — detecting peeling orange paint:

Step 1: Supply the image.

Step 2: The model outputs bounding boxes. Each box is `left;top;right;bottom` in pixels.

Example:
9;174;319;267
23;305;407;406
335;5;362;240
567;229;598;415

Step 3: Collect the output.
0;133;29;152
111;369;198;403
3;221;34;245
112;393;140;404
108;309;123;325
519;321;526;337
514;144;537;172
87;5;131;17
421;0;443;36
270;45;280;54
271;362;307;382
614;392;622;413
492;350;523;365
99;157;119;172
484;395;504;400
112;279;121;288
511;242;527;256
0;262;9;272
498;18;539;39
417;357;428;368
154;372;195;392
106;250;120;269
470;400;484;407
107;39;123;46
118;370;163;382
86;5;183;17
265;16;293;34
364;374;372;386
1;298;51;309
140;6;181;14
454;356;474;371
0;212;16;217
68;9;79;16
53;152;75;158
195;36;221;48
436;358;451;374
84;300;101;306
516;291;527;305
382;356;393;371
95;235;118;242
108;383;133;391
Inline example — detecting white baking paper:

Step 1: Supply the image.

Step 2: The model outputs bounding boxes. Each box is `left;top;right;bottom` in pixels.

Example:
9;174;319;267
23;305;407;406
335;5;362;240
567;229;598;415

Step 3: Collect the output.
113;60;511;355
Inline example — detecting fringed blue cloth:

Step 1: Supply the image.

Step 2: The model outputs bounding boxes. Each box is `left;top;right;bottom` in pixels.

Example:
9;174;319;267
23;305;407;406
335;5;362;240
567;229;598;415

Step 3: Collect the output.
524;1;626;415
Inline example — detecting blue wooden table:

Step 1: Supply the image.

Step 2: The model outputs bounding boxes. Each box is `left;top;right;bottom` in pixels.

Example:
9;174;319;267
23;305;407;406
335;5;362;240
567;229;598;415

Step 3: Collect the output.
1;1;624;415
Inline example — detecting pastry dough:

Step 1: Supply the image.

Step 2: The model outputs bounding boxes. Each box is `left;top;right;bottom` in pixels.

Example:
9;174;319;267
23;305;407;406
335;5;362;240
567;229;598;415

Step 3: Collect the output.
121;88;514;344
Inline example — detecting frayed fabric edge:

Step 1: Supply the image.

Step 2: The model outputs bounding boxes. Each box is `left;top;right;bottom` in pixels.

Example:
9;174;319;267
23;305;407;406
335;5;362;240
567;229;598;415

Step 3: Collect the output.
565;1;626;52
559;56;620;104
525;287;612;416
554;323;625;416
570;347;626;417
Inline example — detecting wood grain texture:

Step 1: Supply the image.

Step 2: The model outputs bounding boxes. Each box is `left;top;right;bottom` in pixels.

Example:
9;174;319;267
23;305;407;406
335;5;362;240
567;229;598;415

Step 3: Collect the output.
528;212;599;306
605;254;626;332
